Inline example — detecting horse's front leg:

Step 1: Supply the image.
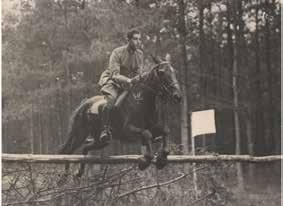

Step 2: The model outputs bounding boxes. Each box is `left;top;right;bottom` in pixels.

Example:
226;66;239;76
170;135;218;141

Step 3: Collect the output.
139;129;155;170
160;126;170;155
156;133;170;169
126;124;154;170
151;125;170;169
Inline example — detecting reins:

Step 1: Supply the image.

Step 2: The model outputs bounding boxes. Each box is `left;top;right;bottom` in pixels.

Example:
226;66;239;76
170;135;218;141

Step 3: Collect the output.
133;62;179;102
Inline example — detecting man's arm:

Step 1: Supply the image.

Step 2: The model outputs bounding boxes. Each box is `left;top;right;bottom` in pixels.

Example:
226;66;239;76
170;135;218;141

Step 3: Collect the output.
109;49;121;76
98;49;121;87
110;49;131;86
137;49;144;74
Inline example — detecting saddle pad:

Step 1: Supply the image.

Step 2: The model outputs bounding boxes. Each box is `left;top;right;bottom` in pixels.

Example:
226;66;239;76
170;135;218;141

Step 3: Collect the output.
87;96;106;114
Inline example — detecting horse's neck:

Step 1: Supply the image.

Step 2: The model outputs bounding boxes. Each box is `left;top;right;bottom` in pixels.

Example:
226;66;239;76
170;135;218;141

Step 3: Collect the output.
142;90;156;109
119;86;156;120
125;87;155;109
142;70;157;89
117;71;158;125
135;70;158;113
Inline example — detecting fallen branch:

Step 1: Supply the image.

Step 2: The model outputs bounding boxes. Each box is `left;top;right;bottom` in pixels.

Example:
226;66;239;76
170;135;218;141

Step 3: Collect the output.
190;190;216;205
116;166;207;199
2;191;71;206
117;173;187;199
2;154;282;164
3;166;137;206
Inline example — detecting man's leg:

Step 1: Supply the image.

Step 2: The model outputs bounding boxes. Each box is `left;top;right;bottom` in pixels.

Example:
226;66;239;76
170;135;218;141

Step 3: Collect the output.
100;93;117;143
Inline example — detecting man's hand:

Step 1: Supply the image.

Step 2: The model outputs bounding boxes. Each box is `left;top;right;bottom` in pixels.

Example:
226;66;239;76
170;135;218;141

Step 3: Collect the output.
131;75;140;85
126;78;133;89
112;74;132;89
126;78;132;84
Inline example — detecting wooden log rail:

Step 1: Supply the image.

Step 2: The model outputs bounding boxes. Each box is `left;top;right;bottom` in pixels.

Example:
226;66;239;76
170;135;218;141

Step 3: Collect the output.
2;154;282;164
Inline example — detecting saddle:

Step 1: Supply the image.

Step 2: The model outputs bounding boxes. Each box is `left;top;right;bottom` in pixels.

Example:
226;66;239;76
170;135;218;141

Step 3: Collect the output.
88;89;143;115
115;88;143;108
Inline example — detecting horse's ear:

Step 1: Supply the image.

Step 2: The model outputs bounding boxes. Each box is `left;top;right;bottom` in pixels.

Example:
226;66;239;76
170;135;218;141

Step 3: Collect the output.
156;56;162;63
151;54;162;64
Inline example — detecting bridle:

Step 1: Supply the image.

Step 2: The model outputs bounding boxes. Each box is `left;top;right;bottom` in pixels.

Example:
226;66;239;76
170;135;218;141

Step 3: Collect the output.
154;62;179;95
137;61;179;101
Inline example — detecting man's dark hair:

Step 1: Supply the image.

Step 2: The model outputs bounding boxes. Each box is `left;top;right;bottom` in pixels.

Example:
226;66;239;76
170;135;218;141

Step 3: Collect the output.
127;29;141;40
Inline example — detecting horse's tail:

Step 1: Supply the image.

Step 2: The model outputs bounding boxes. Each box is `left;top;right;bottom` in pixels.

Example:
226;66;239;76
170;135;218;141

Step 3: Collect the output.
58;98;92;154
68;98;90;134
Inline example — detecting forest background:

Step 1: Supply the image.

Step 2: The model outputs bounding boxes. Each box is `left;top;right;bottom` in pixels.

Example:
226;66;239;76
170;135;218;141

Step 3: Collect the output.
2;0;281;205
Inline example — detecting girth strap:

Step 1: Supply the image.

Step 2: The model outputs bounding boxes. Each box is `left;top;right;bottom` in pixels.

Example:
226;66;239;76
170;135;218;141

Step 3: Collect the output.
114;90;129;108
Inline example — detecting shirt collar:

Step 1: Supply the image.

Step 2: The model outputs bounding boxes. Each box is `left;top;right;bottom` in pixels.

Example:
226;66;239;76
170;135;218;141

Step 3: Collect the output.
126;43;136;54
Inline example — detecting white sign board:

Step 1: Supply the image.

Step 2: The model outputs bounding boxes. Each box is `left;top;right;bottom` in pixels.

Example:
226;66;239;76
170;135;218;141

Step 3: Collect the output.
191;109;216;137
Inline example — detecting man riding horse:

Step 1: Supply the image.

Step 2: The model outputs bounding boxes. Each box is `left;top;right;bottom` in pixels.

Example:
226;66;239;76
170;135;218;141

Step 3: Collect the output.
98;29;144;144
57;30;182;179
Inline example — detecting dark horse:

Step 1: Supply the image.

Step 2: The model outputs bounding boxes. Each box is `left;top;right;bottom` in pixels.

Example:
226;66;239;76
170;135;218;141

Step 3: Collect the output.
58;58;182;179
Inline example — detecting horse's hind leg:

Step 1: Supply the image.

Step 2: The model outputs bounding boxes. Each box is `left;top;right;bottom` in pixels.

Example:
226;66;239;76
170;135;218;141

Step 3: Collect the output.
59;135;78;175
57;136;86;186
76;117;102;178
76;144;92;178
76;141;108;178
58;126;89;185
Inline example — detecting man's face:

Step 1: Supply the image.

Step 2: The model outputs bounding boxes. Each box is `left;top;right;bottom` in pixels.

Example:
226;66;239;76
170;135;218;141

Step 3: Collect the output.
129;33;142;50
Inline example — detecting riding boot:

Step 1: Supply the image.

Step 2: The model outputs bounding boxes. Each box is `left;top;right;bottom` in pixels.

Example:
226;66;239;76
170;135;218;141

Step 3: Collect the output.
100;104;112;143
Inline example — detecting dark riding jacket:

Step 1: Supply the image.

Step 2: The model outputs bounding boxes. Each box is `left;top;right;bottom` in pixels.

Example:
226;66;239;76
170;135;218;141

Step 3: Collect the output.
99;44;144;96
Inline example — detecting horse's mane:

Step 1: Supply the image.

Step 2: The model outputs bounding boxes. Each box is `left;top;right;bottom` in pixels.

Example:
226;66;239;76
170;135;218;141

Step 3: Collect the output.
137;61;171;84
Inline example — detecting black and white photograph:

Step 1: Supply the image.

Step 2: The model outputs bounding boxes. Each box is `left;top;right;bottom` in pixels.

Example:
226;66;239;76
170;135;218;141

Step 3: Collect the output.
2;0;281;205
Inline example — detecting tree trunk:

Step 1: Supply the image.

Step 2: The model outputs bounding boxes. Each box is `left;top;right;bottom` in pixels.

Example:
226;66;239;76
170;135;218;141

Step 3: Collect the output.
177;0;190;155
254;0;264;155
246;108;254;178
57;83;63;146
47;96;52;154
3;123;8;153
238;1;254;177
65;56;72;119
38;112;43;154
214;11;224;153
229;0;244;190
30;103;35;154
198;0;206;149
50;96;57;154
199;0;205;109
264;0;274;154
233;47;244;190
246;111;254;157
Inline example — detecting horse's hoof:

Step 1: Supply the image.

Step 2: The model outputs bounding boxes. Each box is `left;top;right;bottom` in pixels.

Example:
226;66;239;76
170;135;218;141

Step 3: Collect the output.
138;158;151;170
156;158;168;169
155;150;169;170
73;174;82;184
138;155;153;171
76;172;83;178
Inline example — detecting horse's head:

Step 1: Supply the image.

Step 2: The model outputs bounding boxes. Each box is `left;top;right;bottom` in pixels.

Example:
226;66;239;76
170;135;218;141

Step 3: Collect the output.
150;59;182;104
